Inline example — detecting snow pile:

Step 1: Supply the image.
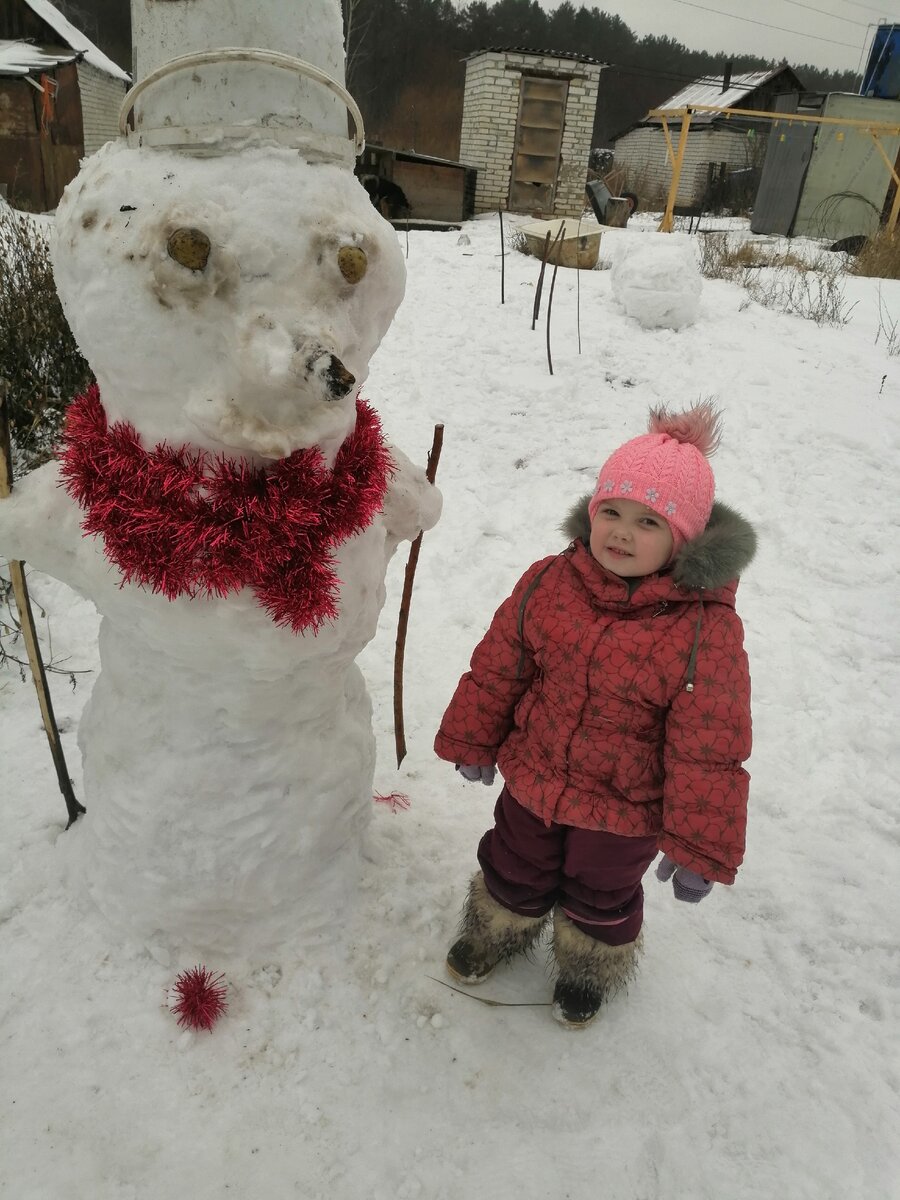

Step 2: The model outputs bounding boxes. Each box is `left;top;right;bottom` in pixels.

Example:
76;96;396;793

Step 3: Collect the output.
611;234;702;329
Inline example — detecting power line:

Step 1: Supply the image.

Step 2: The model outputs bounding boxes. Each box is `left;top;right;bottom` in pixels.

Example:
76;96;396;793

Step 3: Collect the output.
670;0;866;47
780;0;868;26
838;0;897;15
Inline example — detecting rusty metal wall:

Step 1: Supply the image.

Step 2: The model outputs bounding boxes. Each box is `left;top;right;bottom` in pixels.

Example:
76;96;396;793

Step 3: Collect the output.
0;62;83;210
750;94;819;236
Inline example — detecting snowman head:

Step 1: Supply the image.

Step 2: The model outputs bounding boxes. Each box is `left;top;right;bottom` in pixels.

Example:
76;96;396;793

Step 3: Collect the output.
53;142;405;459
53;6;405;461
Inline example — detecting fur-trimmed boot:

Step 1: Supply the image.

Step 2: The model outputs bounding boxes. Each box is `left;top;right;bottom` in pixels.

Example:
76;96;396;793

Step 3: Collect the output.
551;910;643;1029
446;872;549;985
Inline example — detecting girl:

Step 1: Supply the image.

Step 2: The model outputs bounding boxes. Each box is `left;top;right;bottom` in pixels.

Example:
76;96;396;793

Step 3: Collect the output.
434;403;755;1029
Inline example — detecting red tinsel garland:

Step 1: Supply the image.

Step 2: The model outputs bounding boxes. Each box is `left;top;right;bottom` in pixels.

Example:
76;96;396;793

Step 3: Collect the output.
58;385;393;633
170;965;228;1032
373;790;411;813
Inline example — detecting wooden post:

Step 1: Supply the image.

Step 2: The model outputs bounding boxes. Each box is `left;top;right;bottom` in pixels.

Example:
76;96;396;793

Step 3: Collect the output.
660;115;676;169
868;130;900;233
0;384;85;828
659;109;693;233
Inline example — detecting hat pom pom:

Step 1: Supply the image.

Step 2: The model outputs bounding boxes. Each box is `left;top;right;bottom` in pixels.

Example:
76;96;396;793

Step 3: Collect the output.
648;400;721;458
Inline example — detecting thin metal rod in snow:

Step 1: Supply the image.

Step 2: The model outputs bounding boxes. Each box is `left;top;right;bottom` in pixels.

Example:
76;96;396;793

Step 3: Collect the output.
499;208;505;304
532;230;551;330
393;423;444;768
0;383;85;829
576;213;583;355
532;225;564;330
545;232;564;376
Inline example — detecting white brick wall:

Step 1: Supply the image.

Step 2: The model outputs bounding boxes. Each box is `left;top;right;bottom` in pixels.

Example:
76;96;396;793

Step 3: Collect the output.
460;50;602;216
612;125;758;205
77;62;129;157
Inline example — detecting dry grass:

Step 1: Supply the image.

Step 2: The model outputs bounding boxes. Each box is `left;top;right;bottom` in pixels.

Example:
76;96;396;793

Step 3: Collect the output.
874;289;900;356
850;226;900;280
0;204;91;471
698;232;853;326
698;233;809;276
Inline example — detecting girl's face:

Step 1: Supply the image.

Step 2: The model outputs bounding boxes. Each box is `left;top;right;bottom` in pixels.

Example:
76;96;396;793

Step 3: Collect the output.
590;498;674;578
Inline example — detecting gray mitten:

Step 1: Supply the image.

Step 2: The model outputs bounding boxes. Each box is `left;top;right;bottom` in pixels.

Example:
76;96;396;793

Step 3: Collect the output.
455;764;496;786
656;854;713;903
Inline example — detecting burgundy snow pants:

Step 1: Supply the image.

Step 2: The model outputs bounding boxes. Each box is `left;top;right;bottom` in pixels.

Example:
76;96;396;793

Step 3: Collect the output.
477;786;659;946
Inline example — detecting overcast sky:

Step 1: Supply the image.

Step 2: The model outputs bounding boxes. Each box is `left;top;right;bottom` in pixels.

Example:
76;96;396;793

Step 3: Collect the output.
532;0;888;74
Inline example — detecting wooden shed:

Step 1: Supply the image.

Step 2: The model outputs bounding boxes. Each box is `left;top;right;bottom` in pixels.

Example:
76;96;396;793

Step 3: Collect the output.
356;144;477;226
0;0;129;211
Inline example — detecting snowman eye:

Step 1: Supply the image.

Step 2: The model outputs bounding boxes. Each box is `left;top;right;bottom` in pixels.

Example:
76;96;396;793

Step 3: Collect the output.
337;244;367;284
167;227;211;272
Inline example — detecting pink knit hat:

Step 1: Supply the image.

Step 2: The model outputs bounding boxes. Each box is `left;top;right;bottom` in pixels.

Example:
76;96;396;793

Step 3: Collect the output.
588;402;721;549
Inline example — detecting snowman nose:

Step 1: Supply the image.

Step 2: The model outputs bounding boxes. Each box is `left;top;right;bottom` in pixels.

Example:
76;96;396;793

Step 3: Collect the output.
325;355;355;399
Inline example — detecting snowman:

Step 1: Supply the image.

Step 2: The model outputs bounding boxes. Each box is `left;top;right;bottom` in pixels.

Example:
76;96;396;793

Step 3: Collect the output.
0;0;440;959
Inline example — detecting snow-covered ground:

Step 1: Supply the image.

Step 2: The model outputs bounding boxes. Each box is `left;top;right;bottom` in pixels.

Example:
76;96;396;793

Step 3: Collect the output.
2;214;898;1199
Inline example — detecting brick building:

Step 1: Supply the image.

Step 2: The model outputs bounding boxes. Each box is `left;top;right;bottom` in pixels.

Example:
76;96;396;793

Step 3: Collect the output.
459;47;604;217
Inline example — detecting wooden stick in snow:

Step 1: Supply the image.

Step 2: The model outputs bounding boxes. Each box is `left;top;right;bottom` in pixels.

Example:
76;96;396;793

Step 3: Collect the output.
0;384;85;829
393;423;444;769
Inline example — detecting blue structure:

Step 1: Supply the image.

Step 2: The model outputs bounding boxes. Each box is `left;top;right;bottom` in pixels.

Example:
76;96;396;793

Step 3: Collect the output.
861;24;900;100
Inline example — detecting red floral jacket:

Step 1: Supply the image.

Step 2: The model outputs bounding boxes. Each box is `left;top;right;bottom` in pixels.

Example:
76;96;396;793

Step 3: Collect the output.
435;501;755;883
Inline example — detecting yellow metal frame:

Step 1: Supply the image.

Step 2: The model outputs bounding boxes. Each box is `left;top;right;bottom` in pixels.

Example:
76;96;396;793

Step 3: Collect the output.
648;104;900;234
659;111;693;232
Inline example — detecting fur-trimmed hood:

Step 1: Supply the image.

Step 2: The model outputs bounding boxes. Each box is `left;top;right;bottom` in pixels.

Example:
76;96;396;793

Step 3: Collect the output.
561;495;757;591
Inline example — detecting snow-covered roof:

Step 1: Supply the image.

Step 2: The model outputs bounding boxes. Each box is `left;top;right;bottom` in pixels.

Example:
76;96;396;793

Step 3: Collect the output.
19;0;130;82
660;68;789;113
0;38;77;75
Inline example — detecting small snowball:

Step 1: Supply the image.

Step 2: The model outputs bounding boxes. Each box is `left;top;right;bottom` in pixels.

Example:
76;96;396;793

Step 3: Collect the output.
430;1013;445;1029
611;236;702;330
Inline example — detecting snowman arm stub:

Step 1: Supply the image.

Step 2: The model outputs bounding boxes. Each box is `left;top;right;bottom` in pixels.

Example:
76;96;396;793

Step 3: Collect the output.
381;442;442;552
0;461;96;595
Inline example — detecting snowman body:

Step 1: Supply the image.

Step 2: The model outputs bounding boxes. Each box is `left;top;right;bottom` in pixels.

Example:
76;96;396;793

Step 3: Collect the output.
1;140;439;957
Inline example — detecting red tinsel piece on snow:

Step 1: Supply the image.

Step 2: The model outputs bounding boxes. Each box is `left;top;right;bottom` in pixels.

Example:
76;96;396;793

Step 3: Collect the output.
373;790;411;813
170;965;228;1033
57;385;393;633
